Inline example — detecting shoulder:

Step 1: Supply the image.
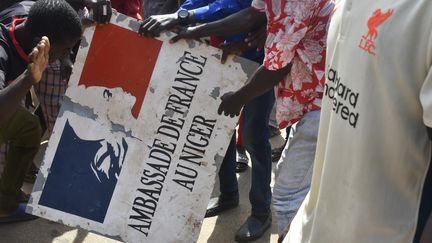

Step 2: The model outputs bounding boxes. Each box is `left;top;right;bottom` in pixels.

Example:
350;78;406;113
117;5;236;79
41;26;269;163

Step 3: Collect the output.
0;1;32;25
0;24;11;63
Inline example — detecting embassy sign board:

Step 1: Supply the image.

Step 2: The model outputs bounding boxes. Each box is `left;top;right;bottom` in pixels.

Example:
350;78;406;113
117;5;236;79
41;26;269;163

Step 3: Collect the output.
27;13;258;243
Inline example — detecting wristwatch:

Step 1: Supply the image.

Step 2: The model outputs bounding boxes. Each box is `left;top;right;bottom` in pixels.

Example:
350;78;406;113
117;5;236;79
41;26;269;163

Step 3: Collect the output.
177;9;190;26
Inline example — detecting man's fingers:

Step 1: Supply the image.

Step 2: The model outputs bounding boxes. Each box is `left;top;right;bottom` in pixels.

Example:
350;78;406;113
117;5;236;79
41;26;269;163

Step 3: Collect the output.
140;17;152;28
217;105;223;115
171;26;182;33
245;35;259;46
220;92;232;100
147;22;161;37
28;47;38;63
41;36;50;57
219;43;230;64
41;36;50;49
140;19;157;37
35;42;46;64
170;34;183;43
245;27;266;49
103;1;112;23
221;50;229;64
245;31;261;44
225;111;233;117
138;22;146;36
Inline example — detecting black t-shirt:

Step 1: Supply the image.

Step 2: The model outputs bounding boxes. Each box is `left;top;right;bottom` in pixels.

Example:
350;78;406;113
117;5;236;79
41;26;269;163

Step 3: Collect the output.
0;1;33;26
0;1;32;89
0;23;28;89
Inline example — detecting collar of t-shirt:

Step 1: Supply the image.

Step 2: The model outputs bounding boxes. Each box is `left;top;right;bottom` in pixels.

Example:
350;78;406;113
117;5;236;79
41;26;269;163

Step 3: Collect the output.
8;17;29;63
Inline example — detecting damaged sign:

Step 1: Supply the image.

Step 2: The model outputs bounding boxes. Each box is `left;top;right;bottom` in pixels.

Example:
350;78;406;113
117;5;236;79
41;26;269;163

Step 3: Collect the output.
27;13;258;243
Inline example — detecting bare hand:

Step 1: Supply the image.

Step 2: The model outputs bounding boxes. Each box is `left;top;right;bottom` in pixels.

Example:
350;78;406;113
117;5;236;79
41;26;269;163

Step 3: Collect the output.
28;36;50;84
170;26;200;43
217;92;244;117
219;41;249;64
139;14;178;37
245;26;266;51
85;0;112;24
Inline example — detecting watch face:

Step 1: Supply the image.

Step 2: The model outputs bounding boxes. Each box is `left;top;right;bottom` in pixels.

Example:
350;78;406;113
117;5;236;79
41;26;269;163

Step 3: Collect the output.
178;9;189;18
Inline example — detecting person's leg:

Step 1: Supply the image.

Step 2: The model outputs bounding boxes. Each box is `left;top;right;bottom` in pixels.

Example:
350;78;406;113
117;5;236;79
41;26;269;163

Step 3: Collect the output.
235;89;274;241
219;134;239;198
414;155;432;243
205;134;239;217
243;89;275;217
0;107;42;215
236;114;249;173
273;109;320;237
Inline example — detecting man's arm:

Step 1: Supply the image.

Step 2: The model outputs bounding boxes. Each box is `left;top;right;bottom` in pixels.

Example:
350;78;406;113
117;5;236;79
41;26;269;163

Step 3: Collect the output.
185;0;251;23
421;211;432;243
140;0;265;38
139;0;209;37
66;0;112;24
170;7;265;42
218;64;291;117
0;37;49;126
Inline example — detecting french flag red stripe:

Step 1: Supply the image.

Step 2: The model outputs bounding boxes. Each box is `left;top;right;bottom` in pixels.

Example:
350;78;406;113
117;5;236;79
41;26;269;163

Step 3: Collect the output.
79;24;162;118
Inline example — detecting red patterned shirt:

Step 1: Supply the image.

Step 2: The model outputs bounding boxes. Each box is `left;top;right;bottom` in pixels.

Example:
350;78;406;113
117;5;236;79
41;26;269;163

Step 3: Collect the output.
252;0;334;128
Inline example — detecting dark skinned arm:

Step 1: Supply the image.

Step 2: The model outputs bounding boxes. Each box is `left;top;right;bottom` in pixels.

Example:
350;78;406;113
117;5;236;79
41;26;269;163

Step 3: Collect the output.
66;0;112;24
218;64;291;117
219;25;266;64
421;211;432;243
0;37;50;126
170;7;266;42
0;71;35;125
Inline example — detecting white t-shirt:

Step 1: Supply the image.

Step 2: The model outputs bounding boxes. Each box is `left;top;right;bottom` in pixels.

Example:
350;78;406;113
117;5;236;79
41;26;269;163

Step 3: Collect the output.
285;0;432;242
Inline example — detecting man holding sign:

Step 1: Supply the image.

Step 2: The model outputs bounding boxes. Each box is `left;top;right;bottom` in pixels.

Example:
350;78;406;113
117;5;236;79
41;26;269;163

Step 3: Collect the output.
0;0;82;223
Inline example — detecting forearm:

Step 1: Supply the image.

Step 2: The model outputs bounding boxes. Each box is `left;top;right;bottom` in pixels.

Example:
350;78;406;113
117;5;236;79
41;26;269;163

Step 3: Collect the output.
187;0;246;23
0;71;34;126
190;7;266;38
236;64;291;105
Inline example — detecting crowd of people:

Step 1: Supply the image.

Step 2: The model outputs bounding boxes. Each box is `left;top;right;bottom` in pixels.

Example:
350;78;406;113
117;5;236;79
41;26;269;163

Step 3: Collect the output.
0;0;431;243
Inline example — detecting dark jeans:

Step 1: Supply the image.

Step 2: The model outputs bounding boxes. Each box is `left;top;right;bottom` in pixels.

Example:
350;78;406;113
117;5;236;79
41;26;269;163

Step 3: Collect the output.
218;89;275;216
413;156;432;242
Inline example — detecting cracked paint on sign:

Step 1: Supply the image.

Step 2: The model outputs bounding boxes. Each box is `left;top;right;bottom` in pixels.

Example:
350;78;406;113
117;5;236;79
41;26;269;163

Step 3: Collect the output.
210;87;220;100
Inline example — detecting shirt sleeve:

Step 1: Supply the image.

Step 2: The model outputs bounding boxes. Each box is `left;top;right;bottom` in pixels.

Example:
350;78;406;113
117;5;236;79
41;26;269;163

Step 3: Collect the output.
180;0;210;11
262;17;308;71
185;0;250;23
